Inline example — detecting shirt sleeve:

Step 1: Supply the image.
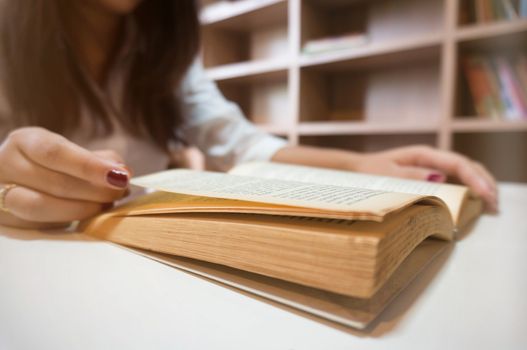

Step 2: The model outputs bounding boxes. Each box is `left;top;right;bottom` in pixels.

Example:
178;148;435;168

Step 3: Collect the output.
179;58;287;171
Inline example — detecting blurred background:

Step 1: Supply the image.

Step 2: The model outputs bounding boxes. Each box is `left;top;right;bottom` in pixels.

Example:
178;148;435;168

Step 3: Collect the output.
192;0;527;182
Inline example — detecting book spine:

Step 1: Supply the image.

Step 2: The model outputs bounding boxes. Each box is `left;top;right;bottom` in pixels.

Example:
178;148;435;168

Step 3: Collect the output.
495;56;527;119
463;56;500;118
491;57;520;119
475;0;487;22
484;0;495;20
480;57;506;117
502;0;519;19
514;55;527;119
459;0;471;24
469;0;477;23
491;0;506;19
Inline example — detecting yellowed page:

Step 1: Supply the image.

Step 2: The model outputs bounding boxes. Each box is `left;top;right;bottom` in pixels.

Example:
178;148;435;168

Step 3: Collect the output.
107;191;391;221
131;169;431;220
230;162;468;224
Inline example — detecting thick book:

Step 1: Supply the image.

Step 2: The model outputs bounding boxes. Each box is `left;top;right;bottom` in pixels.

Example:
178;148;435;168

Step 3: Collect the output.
82;162;482;328
515;55;527;110
125;239;449;329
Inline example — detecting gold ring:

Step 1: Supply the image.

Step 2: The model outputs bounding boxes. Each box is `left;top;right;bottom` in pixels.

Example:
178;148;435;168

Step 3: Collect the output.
0;184;17;213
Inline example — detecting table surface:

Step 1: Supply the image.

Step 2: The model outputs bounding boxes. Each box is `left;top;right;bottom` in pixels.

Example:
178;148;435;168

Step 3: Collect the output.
1;183;526;350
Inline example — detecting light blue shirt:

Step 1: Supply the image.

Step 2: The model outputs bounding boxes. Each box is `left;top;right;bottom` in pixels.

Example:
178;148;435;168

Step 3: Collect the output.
180;59;287;171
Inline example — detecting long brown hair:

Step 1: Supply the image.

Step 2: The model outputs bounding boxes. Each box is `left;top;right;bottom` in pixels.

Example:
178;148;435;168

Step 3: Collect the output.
0;0;200;150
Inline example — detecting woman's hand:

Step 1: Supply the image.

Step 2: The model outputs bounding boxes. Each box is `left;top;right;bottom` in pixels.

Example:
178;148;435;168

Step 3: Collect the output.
349;145;498;212
0;127;130;229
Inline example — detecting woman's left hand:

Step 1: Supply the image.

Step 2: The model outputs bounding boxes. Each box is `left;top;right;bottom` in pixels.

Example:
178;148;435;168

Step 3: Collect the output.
350;145;498;212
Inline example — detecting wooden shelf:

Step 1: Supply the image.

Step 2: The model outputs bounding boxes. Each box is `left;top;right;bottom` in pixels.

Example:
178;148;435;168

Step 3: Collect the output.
304;0;367;6
206;59;289;82
452;119;527;133
456;18;527;42
298;121;439;136
257;124;293;136
200;0;288;30
200;0;527;181
299;34;443;70
201;0;290;70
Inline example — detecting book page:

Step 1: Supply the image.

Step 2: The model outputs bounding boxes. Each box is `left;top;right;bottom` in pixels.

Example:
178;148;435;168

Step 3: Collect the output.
131;169;432;221
230;162;468;224
107;191;392;221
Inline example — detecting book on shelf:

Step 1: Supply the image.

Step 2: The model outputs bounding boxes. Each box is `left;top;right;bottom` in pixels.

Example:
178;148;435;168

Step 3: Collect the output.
517;55;527;102
462;56;503;118
302;33;368;55
494;56;527;117
463;54;527;120
82;162;483;329
470;0;524;23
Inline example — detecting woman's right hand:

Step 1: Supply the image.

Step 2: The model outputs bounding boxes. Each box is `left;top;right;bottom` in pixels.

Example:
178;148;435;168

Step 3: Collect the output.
0;127;130;229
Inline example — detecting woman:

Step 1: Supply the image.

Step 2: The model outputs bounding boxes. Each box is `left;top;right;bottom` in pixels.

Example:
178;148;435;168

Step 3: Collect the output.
0;0;497;229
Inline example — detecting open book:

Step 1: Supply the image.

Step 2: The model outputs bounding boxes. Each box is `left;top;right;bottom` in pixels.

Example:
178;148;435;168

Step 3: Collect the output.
83;162;482;328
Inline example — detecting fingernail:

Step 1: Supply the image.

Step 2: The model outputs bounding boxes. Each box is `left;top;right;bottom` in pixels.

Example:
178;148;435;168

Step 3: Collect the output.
106;169;129;188
427;173;445;183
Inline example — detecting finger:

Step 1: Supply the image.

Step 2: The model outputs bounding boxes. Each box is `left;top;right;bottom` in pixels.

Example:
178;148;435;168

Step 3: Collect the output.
450;160;496;210
395;165;447;183
470;161;498;212
93;149;134;176
472;161;497;194
4;185;104;223
93;149;125;164
12;128;130;189
2;155;126;203
402;147;497;210
383;147;497;212
460;163;496;212
0;210;71;230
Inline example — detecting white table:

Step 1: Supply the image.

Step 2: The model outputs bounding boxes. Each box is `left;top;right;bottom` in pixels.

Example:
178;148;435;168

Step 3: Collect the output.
1;183;526;350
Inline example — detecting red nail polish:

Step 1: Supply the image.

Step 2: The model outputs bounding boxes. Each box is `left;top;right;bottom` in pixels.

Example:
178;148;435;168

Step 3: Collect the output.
107;169;128;188
427;173;444;183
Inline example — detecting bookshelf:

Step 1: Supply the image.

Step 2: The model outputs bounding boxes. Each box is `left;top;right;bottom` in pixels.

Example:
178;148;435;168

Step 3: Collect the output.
200;0;527;182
